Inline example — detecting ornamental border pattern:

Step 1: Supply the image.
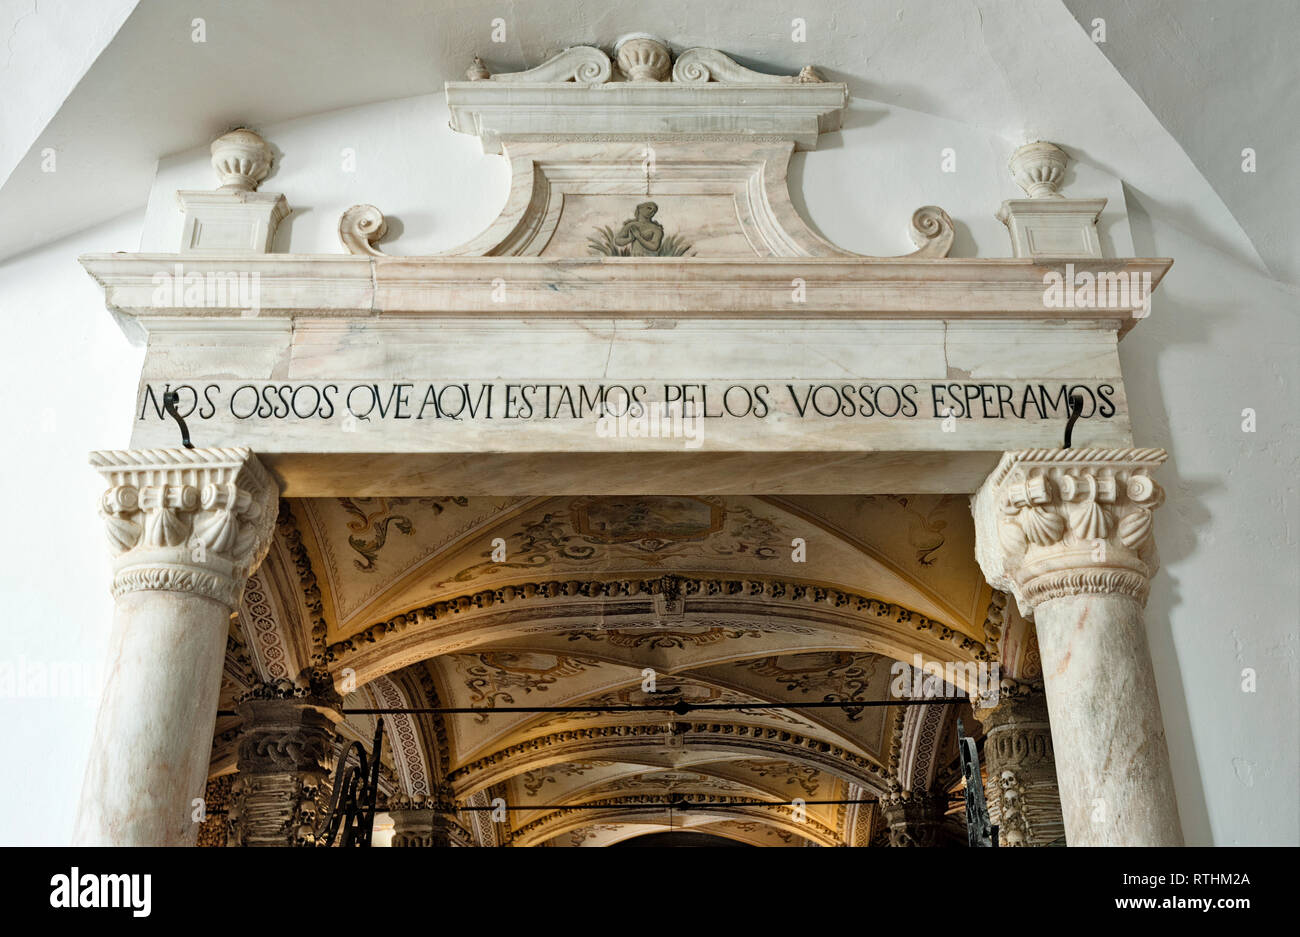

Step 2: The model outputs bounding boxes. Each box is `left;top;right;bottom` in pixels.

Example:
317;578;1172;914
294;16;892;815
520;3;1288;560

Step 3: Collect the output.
275;502;329;676
510;794;840;846
239;569;293;683
327;573;989;663
447;721;892;791
113;564;241;607
985;447;1167;488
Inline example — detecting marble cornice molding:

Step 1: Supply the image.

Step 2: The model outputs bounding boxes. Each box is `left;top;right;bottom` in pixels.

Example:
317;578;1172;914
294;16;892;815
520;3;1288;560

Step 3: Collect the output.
78;253;1171;331
972;447;1167;615
448;46;845;153
92;447;279;609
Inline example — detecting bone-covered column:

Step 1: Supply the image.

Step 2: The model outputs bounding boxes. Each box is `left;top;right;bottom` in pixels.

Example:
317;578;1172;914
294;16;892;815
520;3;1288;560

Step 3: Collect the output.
971;680;1065;846
74;448;278;846
972;448;1182;846
880;790;948;846
228;695;341;846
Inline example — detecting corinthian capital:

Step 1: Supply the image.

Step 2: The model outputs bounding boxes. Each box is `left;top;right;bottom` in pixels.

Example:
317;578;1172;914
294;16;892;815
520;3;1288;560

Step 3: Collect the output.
972;448;1166;614
91;447;279;609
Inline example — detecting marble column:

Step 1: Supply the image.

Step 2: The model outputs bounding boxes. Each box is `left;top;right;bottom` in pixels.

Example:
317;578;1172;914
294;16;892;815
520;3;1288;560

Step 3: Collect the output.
74;447;278;846
972;448;1182;846
972;681;1064;846
228;695;341;846
881;790;948;846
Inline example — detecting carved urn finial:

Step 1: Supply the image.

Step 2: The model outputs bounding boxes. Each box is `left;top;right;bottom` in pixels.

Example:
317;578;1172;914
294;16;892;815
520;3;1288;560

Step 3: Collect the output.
614;34;671;82
467;55;490;80
210;128;273;192
1009;141;1069;198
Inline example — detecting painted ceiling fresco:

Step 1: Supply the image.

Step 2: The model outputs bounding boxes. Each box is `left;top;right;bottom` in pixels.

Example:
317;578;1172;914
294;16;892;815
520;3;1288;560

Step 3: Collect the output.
224;493;1001;846
292;495;989;645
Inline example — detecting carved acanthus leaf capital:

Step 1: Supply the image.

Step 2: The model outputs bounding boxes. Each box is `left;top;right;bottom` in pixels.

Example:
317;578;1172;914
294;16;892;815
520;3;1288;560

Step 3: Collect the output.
973;448;1167;614
92;447;279;608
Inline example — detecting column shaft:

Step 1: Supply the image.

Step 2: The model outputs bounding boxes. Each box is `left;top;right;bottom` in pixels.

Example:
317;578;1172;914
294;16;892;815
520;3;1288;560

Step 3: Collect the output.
75;592;230;845
1035;593;1182;845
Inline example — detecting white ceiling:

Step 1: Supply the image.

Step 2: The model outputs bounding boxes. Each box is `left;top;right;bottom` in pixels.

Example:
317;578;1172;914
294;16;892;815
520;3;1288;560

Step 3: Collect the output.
1;0;1291;282
1062;0;1298;284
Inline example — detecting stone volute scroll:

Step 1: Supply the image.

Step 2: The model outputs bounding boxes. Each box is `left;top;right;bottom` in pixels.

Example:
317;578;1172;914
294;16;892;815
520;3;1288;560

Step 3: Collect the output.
339;204;389;256
478;45;613;84
670;47;825;84
337;41;956;260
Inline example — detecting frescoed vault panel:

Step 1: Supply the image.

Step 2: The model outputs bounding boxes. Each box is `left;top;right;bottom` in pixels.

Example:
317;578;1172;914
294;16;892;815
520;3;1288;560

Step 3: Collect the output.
431;651;650;763
773;494;990;628
688;652;897;759
297;495;525;634
290;494;990;651
234;492;996;844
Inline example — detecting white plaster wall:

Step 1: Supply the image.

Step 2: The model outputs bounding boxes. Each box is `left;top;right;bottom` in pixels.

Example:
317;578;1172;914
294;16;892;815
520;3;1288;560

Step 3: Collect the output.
0;92;1293;846
0;0;138;184
0;213;145;845
1122;200;1300;846
140;94;1130;260
142;95;510;256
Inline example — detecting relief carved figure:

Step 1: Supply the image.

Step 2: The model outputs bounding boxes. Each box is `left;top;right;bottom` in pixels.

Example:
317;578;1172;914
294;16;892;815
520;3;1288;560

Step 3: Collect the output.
589;202;694;257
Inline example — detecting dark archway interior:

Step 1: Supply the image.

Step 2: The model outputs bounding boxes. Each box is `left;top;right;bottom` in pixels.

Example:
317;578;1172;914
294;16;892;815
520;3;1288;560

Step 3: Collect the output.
612;832;752;847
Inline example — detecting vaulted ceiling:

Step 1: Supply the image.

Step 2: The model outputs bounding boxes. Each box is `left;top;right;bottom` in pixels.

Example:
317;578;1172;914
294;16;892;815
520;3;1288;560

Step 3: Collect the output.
216;493;1027;845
